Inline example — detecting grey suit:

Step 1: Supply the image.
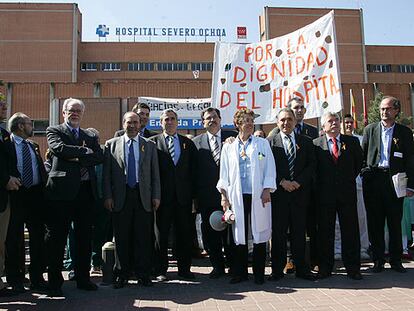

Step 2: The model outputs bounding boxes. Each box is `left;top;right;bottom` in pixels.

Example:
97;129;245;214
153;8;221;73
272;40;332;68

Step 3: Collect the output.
103;134;161;279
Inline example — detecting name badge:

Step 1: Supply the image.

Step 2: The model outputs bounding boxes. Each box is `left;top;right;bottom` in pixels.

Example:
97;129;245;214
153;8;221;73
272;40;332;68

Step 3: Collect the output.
394;152;403;158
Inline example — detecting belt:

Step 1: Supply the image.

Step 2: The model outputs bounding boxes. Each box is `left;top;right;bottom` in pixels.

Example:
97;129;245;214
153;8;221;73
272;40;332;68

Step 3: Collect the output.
374;167;389;173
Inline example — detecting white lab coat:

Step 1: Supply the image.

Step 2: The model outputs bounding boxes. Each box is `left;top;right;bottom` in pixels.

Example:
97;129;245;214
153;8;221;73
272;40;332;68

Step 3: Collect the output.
217;135;276;245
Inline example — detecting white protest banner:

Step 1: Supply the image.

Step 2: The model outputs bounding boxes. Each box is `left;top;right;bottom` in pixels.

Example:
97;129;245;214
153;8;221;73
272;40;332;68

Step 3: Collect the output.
138;96;211;129
211;11;342;125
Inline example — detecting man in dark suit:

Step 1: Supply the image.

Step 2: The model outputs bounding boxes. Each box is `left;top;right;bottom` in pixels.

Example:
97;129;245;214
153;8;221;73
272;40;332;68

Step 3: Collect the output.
114;102;158;138
5;113;48;293
362;96;414;273
313;112;363;280
268;108;316;281
103;112;161;288
193;108;236;279
151;109;197;281
45;98;104;296
0;96;21;297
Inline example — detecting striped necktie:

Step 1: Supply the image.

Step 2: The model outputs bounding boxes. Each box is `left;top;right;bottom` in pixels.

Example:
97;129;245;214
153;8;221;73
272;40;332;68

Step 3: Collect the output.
285;135;295;180
167;135;175;164
127;139;136;187
211;135;220;165
22;140;33;188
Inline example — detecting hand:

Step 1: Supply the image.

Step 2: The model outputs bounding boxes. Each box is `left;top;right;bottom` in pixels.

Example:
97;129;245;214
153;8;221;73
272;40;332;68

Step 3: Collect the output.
224;136;235;144
85;147;93;154
221;198;231;211
104;198;114;212
261;188;271;207
6;176;21;191
407;190;414;197
152;199;160;211
291;181;301;190
280;180;296;192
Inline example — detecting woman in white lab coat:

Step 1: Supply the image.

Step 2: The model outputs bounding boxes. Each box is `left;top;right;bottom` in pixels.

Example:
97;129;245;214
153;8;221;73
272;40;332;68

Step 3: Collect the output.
217;108;276;284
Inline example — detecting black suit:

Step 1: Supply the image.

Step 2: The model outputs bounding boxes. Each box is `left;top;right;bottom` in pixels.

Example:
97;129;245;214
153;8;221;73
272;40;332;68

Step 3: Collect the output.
150;133;197;275
193;130;236;272
362;122;414;264
313;134;363;274
5;136;47;287
268;123;319;140
45;124;104;290
114;128;158;139
268;133;315;276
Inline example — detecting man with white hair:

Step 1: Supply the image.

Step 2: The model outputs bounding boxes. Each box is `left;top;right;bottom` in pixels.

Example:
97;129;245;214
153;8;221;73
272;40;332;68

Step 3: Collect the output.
45;98;104;296
313;112;363;280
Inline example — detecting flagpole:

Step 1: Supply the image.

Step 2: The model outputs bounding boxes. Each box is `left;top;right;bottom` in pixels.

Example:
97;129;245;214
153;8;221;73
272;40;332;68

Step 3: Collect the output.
362;88;368;126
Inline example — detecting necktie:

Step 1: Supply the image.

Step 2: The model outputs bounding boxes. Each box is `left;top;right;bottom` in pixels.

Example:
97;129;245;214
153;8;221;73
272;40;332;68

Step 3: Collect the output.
331;137;339;164
211;135;220;165
285;135;295;180
22;140;33;188
71;128;78;140
127;139;136;187
295;124;302;135
168;136;175;164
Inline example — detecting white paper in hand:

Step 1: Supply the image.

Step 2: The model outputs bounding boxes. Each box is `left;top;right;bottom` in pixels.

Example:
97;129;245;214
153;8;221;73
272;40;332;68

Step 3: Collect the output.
392;172;407;198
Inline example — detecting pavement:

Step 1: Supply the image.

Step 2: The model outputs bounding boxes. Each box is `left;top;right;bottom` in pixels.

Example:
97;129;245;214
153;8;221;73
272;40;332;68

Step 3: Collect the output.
1;258;414;311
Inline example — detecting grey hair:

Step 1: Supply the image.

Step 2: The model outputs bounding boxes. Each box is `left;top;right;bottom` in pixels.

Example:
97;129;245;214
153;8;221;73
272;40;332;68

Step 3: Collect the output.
320;111;340;127
8;112;29;132
122;111;140;123
276;107;296;120
62;98;85;112
160;109;177;120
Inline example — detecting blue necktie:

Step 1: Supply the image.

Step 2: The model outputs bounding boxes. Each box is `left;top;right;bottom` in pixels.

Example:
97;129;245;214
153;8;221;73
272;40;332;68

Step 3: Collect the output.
71;128;78;140
127;139;136;187
22;140;33;188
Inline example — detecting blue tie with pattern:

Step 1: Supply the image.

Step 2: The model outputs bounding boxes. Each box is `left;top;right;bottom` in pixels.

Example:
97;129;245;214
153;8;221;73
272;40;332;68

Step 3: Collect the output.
127;139;136;187
22;140;33;188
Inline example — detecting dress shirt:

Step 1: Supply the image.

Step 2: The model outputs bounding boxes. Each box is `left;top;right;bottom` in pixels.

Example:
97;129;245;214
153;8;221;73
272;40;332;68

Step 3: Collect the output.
280;132;296;157
378;123;395;168
11;133;40;186
326;134;341;156
238;135;252;194
124;134;140;184
207;129;222;150
66;123;79;138
163;132;181;165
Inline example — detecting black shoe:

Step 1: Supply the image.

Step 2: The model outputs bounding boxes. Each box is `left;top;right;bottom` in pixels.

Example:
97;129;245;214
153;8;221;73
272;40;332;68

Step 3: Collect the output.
139;278;153;287
30;280;49;292
254;275;265;285
316;271;332;279
10;283;26;293
296;272;316;281
177;271;195;280
77;281;98;291
0;287;19;297
47;288;63;297
370;261;385;273
267;273;284;281
229;276;248;284
390;262;407;273
347;272;363;280
209;268;225;279
113;277;126;289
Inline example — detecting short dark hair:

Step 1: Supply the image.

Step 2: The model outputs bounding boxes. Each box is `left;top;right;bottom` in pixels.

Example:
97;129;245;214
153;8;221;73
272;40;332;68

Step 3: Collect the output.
132;102;151;113
343;113;353;119
287;97;304;108
8;112;29;132
201;107;221;120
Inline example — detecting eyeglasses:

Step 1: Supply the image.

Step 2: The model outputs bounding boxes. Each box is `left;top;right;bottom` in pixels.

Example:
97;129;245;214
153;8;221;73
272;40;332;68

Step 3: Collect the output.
66;109;83;114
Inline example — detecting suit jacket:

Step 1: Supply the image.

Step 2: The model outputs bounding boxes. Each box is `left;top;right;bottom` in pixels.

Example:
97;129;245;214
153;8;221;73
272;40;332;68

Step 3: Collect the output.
103;135;161;212
268;123;319;140
362;122;414;189
268;132;315;207
151;133;197;207
0;127;19;212
114;128;158;139
45;124;104;201
192;129;237;209
313;134;363;205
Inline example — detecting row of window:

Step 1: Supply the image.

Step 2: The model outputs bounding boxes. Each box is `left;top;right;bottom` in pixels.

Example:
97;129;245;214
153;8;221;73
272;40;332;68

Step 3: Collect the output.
367;64;414;73
80;62;213;72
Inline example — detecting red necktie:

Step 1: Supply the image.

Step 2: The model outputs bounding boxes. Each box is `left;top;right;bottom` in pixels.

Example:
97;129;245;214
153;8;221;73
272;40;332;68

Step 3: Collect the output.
331;138;339;164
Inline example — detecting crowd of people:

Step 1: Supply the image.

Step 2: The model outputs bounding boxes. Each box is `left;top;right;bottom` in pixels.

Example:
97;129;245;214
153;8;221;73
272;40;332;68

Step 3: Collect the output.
0;93;413;297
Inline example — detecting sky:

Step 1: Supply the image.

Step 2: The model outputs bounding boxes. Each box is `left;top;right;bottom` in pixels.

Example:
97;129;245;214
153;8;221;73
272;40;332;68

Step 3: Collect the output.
3;0;414;45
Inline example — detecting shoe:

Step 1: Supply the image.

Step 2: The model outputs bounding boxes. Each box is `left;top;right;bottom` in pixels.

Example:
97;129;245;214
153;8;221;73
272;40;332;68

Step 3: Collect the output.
316;271;332;279
370;261;384;273
347;272;363;280
77;281;98;291
90;266;102;275
139;278;153;287
296;272;316;281
177;271;195;280
68;270;76;281
113;277;126;289
267;273;284;281
229;276;248;284
209;268;225;279
284;261;295;274
30;280;49;292
0;287;18;297
47;288;63;297
254;275;265;285
10;283;26;293
156;274;168;282
390;262;407;273
402;252;413;260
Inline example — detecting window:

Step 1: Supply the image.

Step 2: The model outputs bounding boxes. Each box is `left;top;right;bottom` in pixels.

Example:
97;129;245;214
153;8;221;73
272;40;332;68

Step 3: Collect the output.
191;62;213;71
128;63;154;71
80;63;97;71
33;120;49;135
157;63;188;71
368;64;391;73
101;63;121;71
398;64;414;73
